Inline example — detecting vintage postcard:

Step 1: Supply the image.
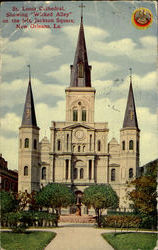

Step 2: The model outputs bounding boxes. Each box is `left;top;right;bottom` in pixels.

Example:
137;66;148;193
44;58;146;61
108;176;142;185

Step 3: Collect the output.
0;0;157;249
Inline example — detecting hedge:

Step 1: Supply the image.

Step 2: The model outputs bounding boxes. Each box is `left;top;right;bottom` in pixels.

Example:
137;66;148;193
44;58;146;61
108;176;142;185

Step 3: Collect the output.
100;215;141;229
1;211;58;232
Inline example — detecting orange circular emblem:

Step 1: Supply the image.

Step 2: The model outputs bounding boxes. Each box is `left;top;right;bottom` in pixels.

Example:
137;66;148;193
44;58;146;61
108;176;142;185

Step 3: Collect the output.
132;8;153;29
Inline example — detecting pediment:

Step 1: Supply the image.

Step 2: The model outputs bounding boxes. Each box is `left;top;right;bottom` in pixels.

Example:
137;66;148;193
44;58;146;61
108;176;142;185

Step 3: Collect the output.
63;123;95;131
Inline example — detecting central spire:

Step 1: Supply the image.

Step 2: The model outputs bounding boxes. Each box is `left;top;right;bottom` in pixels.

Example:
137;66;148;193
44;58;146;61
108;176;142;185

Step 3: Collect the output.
70;5;91;87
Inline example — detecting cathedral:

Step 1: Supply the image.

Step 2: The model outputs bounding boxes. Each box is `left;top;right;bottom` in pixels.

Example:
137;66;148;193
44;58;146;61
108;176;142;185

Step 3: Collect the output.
18;14;140;210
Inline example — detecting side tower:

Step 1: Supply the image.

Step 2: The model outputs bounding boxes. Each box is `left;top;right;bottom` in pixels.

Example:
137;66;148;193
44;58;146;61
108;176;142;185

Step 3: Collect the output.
120;71;140;186
18;68;40;192
65;14;96;125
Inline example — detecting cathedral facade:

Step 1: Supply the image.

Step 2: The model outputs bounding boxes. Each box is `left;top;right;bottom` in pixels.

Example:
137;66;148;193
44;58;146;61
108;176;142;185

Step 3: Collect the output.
18;16;140;210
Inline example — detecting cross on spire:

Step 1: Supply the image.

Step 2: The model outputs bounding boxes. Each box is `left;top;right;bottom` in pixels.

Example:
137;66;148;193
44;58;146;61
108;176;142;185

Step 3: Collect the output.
27;64;31;82
79;3;85;22
129;67;132;83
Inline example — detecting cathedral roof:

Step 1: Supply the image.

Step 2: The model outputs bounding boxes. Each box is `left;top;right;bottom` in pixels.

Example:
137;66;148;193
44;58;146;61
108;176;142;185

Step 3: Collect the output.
123;80;138;129
21;79;37;127
70;16;91;87
40;136;49;144
109;137;118;144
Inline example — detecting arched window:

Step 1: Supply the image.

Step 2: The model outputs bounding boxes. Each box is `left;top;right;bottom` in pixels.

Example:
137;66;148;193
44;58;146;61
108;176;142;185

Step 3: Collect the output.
24;166;28;176
129;168;133;178
82;110;86;121
78;146;81;152
73;110;78;121
80;168;84;179
34;139;37;149
97;140;101;151
83;146;85;152
57;140;61;151
89;160;92;180
74;168;78;179
89;135;92;151
111;168;115;181
19;139;22;148
78;63;84;78
65;160;69;180
129;140;134;150
42;167;46;180
24;138;29;148
137;141;139;153
67;134;69;151
122;141;125;150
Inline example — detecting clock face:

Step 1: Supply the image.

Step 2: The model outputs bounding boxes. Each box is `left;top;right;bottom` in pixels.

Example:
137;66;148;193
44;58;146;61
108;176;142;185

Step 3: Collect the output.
75;129;85;140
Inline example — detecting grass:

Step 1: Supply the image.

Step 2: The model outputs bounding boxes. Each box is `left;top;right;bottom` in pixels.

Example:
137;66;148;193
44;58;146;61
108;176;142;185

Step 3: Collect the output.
102;232;157;250
1;231;56;250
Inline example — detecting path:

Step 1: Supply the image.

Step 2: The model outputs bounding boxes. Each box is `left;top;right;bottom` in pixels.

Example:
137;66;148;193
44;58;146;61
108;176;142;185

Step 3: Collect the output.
45;223;114;250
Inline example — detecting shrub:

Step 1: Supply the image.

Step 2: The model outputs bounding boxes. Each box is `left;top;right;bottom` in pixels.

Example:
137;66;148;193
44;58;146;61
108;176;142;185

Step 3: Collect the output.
0;191;16;214
101;215;141;229
1;211;58;232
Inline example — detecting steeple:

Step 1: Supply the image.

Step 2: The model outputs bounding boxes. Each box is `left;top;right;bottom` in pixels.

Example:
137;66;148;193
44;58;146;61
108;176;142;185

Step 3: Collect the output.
123;69;138;129
21;65;37;127
70;4;91;87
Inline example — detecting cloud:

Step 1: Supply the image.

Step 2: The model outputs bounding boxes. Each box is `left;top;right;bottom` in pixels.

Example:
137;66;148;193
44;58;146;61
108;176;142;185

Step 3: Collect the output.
117;71;157;91
0;113;21;133
36;100;66;138
0;135;18;170
63;25;109;46
47;64;70;83
90;61;120;80
2;31;61;73
91;36;157;63
0;78;66;108
2;54;26;72
63;25;156;63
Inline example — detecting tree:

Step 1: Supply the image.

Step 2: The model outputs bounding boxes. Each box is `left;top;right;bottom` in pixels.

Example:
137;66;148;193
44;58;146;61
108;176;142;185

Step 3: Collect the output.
35;183;75;216
82;184;119;227
0;191;16;214
16;191;37;211
129;160;157;229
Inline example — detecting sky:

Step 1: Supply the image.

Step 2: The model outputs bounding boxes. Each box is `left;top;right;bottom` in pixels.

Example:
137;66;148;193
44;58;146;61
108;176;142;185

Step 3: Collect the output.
0;1;157;170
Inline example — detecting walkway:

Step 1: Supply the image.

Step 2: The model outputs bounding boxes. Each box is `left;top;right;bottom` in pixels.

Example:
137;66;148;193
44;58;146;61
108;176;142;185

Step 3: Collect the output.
45;223;114;250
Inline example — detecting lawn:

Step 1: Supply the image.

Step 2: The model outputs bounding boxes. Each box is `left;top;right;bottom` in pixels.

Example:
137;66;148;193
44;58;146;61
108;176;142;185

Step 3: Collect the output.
102;232;157;250
1;231;56;250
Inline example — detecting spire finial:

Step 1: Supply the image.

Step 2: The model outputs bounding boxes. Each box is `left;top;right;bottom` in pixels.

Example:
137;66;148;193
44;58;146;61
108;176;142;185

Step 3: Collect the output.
129;67;132;84
27;64;31;82
79;3;85;22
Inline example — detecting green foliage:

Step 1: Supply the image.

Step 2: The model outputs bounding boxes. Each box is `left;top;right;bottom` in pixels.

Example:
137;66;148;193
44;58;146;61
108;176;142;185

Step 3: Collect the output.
35;183;75;211
102;233;157;250
82;184;119;210
82;184;119;227
1;231;56;250
2;211;58;231
3;211;29;233
16;191;37;211
129;160;157;229
107;210;135;216
0;191;16;214
101;215;141;229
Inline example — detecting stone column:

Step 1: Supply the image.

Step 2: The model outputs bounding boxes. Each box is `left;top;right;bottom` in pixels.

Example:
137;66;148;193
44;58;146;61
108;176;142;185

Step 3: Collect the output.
87;160;89;181
68;159;71;182
92;159;94;180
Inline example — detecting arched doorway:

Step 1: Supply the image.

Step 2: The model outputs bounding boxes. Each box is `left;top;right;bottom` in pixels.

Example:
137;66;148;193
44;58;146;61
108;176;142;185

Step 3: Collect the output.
75;190;83;216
